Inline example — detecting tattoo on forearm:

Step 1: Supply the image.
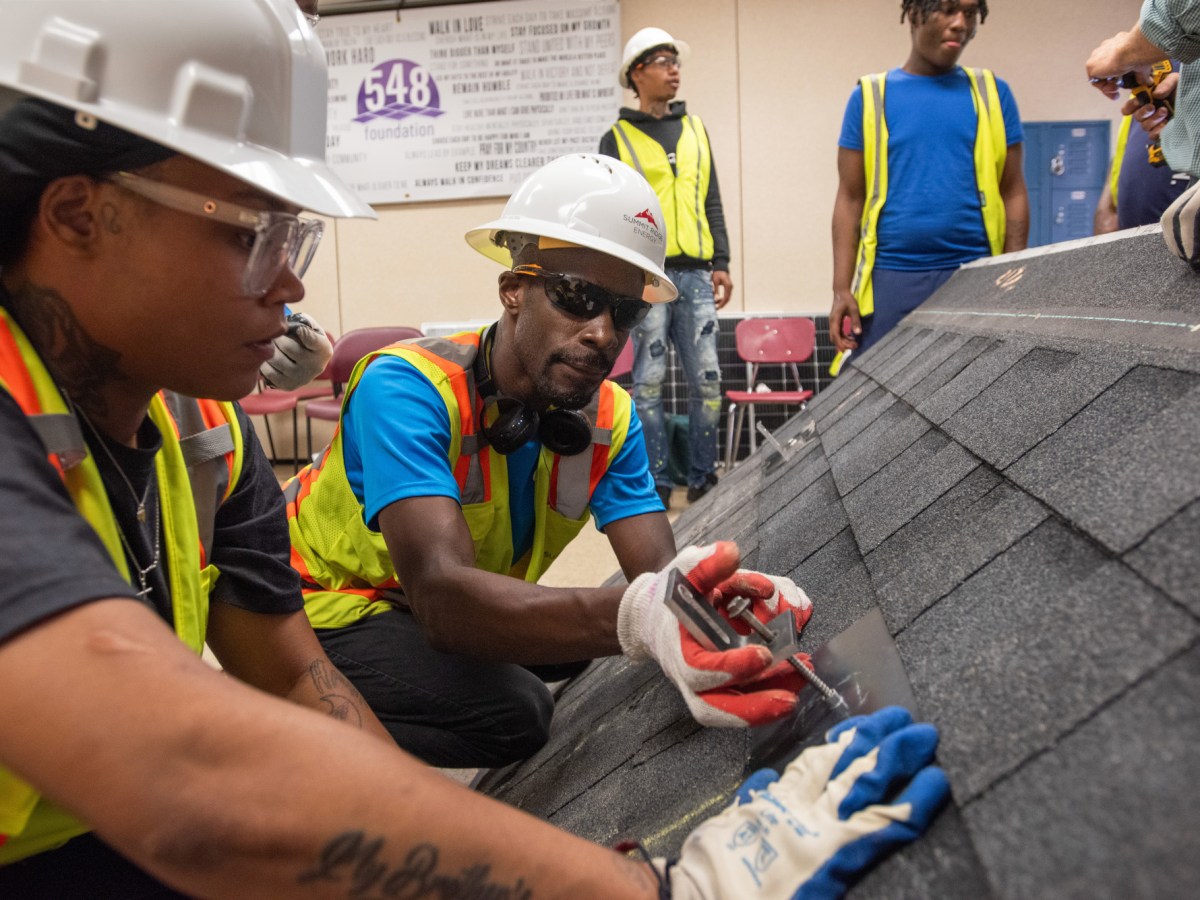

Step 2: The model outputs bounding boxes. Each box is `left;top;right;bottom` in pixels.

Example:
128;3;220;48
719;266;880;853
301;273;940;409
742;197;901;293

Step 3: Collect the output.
308;660;364;728
299;832;533;899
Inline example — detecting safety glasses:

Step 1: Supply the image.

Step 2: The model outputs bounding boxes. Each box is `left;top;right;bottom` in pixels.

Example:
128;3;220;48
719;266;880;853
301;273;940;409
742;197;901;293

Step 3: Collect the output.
512;264;651;331
107;170;323;298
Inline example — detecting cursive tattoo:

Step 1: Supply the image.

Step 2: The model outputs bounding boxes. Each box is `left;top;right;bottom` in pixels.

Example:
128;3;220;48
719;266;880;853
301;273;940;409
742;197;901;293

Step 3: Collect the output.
299;832;533;899
307;659;365;728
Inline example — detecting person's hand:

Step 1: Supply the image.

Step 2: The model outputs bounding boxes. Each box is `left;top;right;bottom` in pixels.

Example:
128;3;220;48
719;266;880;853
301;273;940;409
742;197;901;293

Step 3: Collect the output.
617;542;811;728
658;706;950;899
711;269;734;310
830;288;860;352
708;570;814;635
1161;178;1200;269
1121;71;1178;139
260;312;333;390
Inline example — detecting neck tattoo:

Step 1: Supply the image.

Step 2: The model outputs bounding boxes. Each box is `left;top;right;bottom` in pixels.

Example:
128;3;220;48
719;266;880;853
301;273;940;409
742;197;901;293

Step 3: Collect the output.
70;398;162;599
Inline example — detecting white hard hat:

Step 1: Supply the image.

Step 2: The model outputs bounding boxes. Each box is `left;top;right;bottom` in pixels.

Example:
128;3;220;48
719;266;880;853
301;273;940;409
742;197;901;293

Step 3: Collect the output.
619;27;691;89
0;0;374;219
465;154;677;303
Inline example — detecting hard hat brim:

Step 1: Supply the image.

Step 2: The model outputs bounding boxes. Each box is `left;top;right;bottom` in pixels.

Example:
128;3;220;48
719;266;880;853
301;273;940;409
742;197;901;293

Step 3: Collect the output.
465;220;678;303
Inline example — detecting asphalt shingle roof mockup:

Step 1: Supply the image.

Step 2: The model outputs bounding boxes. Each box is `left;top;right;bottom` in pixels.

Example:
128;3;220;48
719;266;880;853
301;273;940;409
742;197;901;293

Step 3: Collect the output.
478;227;1200;898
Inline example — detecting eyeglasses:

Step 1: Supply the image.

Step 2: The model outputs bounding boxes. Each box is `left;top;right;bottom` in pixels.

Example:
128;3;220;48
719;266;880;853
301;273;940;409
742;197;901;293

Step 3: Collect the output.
641;55;682;71
512;265;651;331
107;171;323;298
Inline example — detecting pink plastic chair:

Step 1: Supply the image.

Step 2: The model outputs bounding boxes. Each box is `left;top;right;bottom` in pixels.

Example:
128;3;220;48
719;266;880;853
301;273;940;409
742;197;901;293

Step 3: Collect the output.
724;317;816;469
608;339;635;379
303;326;424;458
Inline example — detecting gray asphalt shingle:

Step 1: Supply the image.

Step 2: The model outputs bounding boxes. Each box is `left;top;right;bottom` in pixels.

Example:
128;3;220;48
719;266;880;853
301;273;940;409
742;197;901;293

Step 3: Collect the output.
480;230;1200;894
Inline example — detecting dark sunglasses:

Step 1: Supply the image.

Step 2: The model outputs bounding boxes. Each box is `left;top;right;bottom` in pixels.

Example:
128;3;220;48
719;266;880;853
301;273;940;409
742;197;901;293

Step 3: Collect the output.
512;264;651;331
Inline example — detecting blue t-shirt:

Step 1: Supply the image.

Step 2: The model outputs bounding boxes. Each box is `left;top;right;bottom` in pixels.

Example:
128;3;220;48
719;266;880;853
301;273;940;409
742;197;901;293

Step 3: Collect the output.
839;67;1024;271
341;354;661;564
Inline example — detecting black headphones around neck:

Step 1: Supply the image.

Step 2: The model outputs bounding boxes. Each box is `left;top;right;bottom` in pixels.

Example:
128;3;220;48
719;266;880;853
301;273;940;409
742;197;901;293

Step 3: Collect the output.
473;325;593;457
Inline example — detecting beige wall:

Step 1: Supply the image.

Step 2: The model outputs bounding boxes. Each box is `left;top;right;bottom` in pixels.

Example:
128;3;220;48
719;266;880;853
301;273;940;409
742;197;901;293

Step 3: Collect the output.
279;0;1139;458
305;0;1140;330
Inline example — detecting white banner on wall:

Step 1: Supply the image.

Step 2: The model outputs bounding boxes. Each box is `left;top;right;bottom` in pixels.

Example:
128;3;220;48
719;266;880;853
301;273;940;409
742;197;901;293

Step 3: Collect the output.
321;0;621;206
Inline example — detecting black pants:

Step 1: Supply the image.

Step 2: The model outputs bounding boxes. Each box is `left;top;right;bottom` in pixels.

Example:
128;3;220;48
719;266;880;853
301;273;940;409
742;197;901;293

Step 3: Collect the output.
0;833;190;898
316;608;589;769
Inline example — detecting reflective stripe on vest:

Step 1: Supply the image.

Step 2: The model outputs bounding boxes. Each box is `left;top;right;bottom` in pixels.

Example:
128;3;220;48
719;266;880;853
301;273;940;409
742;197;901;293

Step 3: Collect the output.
0;309;242;862
611;115;715;260
287;328;632;631
833;67;1008;376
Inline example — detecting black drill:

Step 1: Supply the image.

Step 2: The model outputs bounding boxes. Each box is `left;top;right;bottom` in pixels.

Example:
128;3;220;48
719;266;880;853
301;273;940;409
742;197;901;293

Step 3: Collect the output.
1120;60;1175;167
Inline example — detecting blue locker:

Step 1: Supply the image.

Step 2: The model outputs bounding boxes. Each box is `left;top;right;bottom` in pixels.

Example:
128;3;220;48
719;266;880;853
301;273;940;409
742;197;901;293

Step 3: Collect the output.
1023;120;1111;246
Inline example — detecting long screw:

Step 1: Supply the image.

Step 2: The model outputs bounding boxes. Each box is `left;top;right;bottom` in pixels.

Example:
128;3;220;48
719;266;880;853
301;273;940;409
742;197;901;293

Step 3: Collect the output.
725;596;850;717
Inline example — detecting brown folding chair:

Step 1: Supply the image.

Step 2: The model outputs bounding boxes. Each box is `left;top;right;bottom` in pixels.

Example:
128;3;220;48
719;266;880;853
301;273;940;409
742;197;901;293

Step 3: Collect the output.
303;326;424;459
723;317;816;470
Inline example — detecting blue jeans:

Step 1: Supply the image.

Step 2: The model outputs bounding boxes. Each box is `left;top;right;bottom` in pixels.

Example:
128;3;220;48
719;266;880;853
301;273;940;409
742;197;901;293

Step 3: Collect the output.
631;267;722;490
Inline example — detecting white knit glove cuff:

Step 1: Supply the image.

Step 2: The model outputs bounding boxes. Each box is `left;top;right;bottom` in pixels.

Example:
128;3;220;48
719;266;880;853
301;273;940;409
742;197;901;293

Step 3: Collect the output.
617;571;659;662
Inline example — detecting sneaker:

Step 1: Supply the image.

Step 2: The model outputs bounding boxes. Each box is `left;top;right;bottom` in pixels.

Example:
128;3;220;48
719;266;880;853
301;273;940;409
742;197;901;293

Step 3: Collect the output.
657;484;672;510
686;472;719;503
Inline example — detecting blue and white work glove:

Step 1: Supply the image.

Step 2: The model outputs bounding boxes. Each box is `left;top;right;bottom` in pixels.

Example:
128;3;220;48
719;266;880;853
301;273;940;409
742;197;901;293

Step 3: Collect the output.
260;311;333;390
656;706;950;899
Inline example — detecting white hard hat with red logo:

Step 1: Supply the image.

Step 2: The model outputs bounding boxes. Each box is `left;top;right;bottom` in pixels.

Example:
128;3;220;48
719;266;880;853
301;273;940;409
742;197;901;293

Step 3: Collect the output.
465;154;678;303
0;0;373;219
619;27;691;89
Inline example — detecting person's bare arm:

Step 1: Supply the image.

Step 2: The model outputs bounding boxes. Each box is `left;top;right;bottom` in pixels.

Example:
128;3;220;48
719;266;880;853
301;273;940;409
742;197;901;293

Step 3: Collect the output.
0;598;658;898
999;142;1030;252
1086;23;1169;82
831;146;867;352
1094;176;1120;235
379;496;627;663
205;602;394;744
604;511;677;582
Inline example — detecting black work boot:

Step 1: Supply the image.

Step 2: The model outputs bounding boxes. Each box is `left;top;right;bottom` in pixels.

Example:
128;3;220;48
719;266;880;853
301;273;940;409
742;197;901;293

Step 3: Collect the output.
686;472;719;503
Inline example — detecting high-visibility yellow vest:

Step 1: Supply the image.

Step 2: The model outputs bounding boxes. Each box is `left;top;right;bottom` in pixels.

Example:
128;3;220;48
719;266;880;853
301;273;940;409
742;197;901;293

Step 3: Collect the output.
1109;115;1133;207
831;67;1009;378
286;329;634;630
0;308;243;864
610;115;716;260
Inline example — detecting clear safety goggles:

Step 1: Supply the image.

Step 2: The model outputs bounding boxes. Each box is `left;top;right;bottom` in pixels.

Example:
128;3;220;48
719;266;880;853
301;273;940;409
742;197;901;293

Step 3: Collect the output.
107;170;324;297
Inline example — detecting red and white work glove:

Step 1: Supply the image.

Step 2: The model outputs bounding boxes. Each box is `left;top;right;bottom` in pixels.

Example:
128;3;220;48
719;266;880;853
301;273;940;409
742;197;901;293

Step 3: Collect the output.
617;542;814;728
260;311;333;390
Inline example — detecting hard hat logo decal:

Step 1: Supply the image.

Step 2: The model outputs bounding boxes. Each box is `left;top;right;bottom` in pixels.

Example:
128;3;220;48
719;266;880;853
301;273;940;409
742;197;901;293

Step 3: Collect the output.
634;208;659;229
354;59;446;130
624;208;665;247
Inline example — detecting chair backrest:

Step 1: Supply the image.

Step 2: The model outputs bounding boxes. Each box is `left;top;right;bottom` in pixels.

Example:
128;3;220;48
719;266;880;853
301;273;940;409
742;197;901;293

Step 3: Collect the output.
328;326;424;386
734;317;816;365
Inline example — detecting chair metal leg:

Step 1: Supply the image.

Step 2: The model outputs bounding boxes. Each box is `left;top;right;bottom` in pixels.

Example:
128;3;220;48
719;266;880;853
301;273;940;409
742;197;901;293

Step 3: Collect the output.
724;402;738;470
290;406;299;474
729;405;748;468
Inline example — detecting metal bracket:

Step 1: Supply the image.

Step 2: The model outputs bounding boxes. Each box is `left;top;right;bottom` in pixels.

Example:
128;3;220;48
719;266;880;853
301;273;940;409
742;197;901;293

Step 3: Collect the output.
664;568;798;662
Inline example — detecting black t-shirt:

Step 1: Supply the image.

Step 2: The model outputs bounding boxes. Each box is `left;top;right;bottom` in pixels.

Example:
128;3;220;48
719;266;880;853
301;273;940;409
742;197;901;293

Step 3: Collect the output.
0;390;302;646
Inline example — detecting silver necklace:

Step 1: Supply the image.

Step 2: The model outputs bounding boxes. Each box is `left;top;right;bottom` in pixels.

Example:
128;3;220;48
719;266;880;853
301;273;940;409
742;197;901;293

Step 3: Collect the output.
71;400;162;599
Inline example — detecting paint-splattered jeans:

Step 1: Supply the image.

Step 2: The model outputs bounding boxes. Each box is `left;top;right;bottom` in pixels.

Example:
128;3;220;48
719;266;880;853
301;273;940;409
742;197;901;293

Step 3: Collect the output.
630;267;722;490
